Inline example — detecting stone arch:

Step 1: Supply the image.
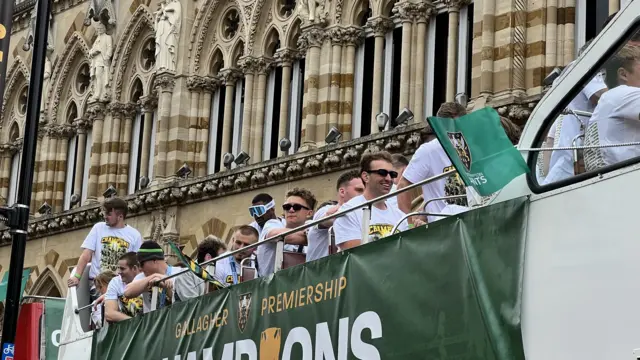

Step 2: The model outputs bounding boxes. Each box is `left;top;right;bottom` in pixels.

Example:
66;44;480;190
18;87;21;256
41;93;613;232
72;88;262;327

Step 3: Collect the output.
65;100;79;123
8;121;21;143
284;17;302;49
230;39;246;68
129;76;144;103
349;0;372;26
380;0;397;18
246;0;274;55
29;266;64;297
208;47;226;76
182;216;229;255
190;0;245;74
262;26;282;58
110;5;155;102
0;57;30;124
48;32;91;124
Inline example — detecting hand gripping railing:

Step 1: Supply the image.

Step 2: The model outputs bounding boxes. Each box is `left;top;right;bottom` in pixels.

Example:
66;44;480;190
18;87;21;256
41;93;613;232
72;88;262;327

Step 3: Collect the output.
390;195;469;234
146;169;458;309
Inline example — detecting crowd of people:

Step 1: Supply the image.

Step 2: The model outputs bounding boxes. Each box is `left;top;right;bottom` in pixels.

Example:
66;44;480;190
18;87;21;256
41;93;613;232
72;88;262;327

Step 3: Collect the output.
67;100;523;326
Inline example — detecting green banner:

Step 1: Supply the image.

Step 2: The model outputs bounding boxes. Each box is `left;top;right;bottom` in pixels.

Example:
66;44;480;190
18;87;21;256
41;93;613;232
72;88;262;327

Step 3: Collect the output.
428;107;529;196
93;197;528;360
0;268;32;302
45;299;66;360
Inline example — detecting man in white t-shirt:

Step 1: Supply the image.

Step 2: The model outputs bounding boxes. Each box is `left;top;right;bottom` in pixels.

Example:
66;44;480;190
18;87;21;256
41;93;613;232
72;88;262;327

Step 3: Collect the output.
257;188;316;276
333;151;409;250
397;102;467;224
307;170;364;262
67;197;143;301
387;154;408;208
174;235;228;300
215;225;259;285
104;252;142;322
124;241;183;313
585;45;640;168
544;40;608;184
249;193;303;253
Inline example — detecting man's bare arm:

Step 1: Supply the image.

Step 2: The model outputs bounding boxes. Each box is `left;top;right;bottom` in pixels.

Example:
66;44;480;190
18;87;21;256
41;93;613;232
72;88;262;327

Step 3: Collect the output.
105;299;131;322
337;240;360;251
68;249;93;287
266;228;307;245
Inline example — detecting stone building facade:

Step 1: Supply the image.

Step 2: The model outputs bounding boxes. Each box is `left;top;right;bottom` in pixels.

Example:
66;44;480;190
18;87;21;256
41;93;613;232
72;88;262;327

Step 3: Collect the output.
0;0;626;300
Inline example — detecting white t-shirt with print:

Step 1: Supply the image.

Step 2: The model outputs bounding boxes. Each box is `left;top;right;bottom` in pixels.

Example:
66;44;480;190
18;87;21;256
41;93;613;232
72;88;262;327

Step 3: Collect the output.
402;140;458;222
545;73;607;184
215;252;245;286
81;222;143;279
333;195;408;246
387;184;399;208
306;204;333;262
256;218;287;277
586;85;640;167
132;266;183;313
105;275;143;318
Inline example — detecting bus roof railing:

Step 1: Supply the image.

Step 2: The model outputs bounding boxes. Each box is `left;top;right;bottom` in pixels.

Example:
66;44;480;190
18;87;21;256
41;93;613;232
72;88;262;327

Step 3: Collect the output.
155;168;458;285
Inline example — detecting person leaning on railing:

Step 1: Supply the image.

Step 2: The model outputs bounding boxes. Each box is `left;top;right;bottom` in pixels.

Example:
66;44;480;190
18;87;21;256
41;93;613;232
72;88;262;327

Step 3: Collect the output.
333;151;409;250
91;270;116;329
173;235;227;300
215;226;259;285
104;252;143;323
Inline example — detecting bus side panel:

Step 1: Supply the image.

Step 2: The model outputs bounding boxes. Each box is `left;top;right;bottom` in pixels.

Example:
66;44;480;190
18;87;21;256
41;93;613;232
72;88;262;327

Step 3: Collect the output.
522;169;640;359
15;303;44;360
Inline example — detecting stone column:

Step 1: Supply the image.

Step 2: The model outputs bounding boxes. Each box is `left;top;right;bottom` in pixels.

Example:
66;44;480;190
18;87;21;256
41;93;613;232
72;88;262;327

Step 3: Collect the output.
219;70;240;170
395;2;414;113
274;49;295;157
481;0;496;96
34;129;49;207
0;145;14;203
44;125;59;205
86;102;106;202
153;72;176;181
186;76;203;172
198;77;218;176
106;103;125;189
139;95;157;180
239;57;257;156
298;25;325;148
53;125;73;211
328;28;344;134
340;27;364;141
445;2;461;102
609;0;619;15
367;17;394;133
414;8;430;121
116;104;135;194
30;131;44;211
73;119;89;200
252;58;272;162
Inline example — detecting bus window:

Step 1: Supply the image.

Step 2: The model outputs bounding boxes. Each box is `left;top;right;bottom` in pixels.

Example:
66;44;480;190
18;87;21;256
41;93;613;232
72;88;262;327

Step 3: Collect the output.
531;25;640;189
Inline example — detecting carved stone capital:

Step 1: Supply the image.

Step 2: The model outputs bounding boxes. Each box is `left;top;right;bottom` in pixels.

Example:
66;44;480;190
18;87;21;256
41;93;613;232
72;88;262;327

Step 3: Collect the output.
393;1;435;22
108;102;127;118
58;124;76;138
139;95;158;112
442;0;470;11
73;118;91;133
154;72;176;92
256;57;274;75
238;56;260;75
122;103;138;119
342;26;365;46
86;102;106;121
274;48;298;66
298;26;325;52
203;76;221;93
367;16;395;36
220;69;242;85
328;26;346;46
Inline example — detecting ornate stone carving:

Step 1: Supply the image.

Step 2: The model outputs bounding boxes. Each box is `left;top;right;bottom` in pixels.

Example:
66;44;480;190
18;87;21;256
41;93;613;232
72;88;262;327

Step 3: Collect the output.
220;69;242;85
367;16;394;36
298;0;327;25
238;56;260;74
89;22;113;102
84;0;117;26
155;0;182;72
41;55;52;114
107;102;126;118
441;0;470;11
189;0;223;73
139;95;158;112
73;118;91;133
22;0;55;52
341;26;365;46
86;102;106;121
186;76;205;92
393;1;434;22
256;57;274;75
274;48;297;66
297;26;325;52
154;72;176;92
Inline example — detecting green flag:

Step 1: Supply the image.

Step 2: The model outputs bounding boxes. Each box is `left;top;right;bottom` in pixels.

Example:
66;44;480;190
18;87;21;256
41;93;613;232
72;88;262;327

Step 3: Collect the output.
45;299;65;360
427;107;529;196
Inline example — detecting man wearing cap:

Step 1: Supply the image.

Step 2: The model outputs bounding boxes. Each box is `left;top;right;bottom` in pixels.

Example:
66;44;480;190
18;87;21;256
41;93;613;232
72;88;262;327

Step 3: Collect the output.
67;197;143;302
124;241;184;313
249;193;304;254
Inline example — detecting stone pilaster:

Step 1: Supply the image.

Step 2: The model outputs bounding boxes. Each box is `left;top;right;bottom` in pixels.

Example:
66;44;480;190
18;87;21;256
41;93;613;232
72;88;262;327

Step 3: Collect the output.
86;102;106;202
238;56;259;157
219;69;241;170
298;25;325;148
367;17;394;133
72;119;90;202
252;57;273;162
116;104;136;194
187;76;205;174
139;95;158;180
339;26;363;141
198;76;220;176
274;49;296;157
52;124;75;211
153;72;176;181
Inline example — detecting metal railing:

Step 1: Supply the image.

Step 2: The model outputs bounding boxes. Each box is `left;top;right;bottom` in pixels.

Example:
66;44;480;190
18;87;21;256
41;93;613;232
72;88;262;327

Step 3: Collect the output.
154;168;458;286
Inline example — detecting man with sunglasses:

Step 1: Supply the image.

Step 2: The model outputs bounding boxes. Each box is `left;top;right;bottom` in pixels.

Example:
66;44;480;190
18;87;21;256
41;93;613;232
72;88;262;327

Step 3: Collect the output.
333;151;408;250
249;193;305;254
256;188;316;276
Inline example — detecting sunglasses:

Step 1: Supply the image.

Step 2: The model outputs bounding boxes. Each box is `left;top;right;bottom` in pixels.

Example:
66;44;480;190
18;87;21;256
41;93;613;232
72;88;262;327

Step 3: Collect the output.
366;169;399;179
249;200;275;218
282;203;310;212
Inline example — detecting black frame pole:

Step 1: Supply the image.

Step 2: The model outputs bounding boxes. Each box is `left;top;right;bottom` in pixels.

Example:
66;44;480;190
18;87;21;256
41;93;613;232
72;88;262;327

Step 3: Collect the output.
0;0;15;115
0;0;51;351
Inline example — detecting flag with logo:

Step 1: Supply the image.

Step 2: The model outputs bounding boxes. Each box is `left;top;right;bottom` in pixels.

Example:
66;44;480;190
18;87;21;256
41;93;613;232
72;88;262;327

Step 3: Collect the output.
167;242;225;289
427;106;529;196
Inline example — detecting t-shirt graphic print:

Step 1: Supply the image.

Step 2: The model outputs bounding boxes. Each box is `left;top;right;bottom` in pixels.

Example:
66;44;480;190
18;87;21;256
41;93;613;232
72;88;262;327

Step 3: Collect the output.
368;224;395;242
81;222;143;279
100;236;133;272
